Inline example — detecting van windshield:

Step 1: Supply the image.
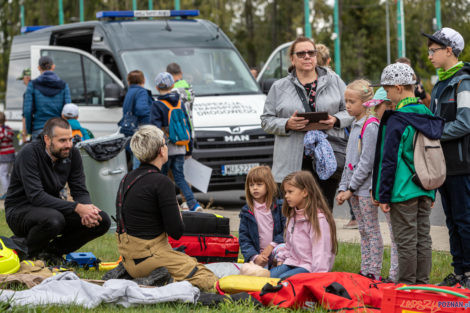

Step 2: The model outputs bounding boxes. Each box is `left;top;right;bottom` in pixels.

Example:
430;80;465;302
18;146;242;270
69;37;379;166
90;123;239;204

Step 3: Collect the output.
121;48;260;96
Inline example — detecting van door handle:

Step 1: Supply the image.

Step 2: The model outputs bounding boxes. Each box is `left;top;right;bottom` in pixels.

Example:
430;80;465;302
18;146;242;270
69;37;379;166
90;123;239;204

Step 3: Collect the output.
107;168;124;175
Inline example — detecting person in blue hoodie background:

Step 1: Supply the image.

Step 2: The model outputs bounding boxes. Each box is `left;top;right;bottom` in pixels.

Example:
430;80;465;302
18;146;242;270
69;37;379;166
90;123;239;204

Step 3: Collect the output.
119;70;152;169
23;56;71;139
61;103;91;142
150;72;202;212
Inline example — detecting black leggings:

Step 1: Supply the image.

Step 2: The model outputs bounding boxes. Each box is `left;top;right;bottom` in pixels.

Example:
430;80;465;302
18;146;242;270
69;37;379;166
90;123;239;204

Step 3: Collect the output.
302;156;342;212
6;205;110;257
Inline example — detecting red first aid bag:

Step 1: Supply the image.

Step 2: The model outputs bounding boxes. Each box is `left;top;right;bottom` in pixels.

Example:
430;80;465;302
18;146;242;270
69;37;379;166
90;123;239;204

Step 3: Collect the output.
169;234;239;263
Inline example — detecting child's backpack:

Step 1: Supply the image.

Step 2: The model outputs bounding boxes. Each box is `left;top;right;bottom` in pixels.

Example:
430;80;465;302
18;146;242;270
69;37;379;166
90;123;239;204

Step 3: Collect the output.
72;129;83;139
405;132;446;191
159;99;191;150
72;129;83;145
358;116;380;155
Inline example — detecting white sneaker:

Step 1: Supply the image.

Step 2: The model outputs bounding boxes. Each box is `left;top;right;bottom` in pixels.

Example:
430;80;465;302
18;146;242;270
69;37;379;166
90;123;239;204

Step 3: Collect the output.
180;202;189;210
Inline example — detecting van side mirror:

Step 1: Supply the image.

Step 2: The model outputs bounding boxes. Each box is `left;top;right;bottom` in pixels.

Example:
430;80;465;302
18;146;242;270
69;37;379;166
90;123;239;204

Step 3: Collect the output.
259;78;277;94
104;83;123;108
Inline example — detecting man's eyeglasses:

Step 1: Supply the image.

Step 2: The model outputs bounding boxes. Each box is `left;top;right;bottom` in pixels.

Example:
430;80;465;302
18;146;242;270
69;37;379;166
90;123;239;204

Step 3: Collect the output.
294;50;317;58
428;47;446;56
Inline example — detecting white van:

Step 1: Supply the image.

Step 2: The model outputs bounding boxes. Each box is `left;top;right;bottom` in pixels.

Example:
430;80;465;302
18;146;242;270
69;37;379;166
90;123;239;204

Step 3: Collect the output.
5;10;274;190
257;41;292;93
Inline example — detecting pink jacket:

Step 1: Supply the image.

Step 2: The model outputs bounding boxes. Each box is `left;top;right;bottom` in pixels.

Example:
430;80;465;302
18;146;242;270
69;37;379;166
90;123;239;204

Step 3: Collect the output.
276;210;335;273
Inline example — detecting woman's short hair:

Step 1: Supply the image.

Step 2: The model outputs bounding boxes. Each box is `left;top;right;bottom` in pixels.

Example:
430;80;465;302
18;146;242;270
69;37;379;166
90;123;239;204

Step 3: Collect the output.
288;36;316;73
130;125;165;164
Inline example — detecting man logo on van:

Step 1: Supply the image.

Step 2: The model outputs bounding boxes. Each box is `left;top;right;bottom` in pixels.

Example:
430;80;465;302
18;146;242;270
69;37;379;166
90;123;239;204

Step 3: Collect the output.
224;135;250;142
230;126;241;134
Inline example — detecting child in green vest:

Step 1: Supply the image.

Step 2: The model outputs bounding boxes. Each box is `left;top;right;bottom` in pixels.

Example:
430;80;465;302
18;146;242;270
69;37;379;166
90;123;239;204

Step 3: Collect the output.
372;63;444;284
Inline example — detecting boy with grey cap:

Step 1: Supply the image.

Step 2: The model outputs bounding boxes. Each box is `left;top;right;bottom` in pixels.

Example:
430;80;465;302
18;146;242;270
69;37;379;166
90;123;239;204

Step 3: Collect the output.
61;103;90;142
150;72;202;212
423;27;470;288
372;63;445;285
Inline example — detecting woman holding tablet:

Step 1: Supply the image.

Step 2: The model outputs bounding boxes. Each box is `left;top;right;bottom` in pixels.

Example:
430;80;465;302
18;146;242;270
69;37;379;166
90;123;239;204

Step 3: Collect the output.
261;36;352;210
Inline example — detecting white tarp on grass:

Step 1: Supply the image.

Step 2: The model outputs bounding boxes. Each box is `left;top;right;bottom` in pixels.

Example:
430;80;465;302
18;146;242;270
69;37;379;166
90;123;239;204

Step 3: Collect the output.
0;272;199;309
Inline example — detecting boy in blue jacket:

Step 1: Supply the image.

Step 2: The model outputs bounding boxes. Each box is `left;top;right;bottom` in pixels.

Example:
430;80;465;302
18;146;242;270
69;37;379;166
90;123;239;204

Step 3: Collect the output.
119;70;153;169
23;56;71;138
372;63;444;285
150;72;201;212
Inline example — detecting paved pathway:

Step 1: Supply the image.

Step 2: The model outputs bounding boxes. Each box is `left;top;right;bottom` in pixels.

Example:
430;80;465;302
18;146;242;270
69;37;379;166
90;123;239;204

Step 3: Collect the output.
204;208;450;252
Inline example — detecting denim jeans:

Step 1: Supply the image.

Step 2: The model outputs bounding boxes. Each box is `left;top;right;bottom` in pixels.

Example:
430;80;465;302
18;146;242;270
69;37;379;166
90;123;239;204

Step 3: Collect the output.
132;155;140;170
31;129;42;140
161;155;197;210
270;264;309;280
440;175;470;275
0;162;13;195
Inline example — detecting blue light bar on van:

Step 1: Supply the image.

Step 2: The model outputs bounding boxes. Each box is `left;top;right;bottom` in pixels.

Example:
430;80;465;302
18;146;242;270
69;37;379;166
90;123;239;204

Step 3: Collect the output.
21;26;52;34
96;10;199;19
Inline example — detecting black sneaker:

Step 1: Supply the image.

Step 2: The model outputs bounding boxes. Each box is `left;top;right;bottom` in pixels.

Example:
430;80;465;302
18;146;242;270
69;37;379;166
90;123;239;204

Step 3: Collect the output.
438;273;461;287
102;262;133;281
132;267;173;287
460;275;470;289
35;252;65;267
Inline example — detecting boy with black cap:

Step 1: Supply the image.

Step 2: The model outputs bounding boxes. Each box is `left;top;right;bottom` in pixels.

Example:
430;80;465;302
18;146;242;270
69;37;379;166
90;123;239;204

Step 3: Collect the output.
423;27;470;287
372;63;445;285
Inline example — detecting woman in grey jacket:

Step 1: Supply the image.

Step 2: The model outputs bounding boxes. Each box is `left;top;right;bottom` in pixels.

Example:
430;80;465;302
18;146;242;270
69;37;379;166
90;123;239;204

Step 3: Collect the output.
261;37;353;209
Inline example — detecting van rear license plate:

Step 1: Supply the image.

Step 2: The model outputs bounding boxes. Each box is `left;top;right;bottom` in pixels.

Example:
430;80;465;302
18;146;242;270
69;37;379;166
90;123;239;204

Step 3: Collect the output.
221;163;259;176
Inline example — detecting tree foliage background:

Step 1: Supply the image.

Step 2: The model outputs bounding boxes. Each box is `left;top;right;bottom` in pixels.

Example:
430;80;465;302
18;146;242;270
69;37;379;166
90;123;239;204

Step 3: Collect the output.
1;0;470;101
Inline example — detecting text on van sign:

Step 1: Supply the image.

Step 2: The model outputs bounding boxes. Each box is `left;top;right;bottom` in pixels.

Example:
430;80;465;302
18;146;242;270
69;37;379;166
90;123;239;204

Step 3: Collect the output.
194;102;257;116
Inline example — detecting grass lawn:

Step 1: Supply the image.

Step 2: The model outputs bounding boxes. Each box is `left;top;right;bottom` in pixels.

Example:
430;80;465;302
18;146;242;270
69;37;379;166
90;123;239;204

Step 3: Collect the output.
0;209;453;312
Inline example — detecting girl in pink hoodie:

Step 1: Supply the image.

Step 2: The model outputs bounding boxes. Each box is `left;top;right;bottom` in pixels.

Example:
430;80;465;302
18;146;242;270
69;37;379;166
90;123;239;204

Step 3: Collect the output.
271;170;337;279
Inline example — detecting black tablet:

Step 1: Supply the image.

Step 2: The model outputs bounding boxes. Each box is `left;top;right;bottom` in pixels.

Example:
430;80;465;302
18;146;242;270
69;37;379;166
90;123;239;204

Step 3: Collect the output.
297;112;328;122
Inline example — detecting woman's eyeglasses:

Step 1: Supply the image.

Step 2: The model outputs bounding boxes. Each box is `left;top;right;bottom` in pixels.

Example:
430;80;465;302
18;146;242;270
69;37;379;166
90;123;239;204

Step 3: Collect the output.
294;50;317;58
428;47;446;56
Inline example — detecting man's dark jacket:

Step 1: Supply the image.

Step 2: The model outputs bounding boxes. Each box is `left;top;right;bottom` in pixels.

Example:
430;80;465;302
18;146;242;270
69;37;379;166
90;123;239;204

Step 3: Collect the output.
5;138;91;218
430;62;470;175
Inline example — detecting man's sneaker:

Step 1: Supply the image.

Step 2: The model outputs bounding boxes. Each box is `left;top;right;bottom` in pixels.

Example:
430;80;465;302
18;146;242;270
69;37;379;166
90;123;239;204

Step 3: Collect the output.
35;252;65;267
343;219;358;229
460;275;470;289
437;273;462;287
180;202;189;210
190;203;203;212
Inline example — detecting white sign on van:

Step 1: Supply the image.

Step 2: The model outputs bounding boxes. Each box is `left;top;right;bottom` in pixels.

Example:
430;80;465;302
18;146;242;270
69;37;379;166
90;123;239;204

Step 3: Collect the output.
194;101;257;116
